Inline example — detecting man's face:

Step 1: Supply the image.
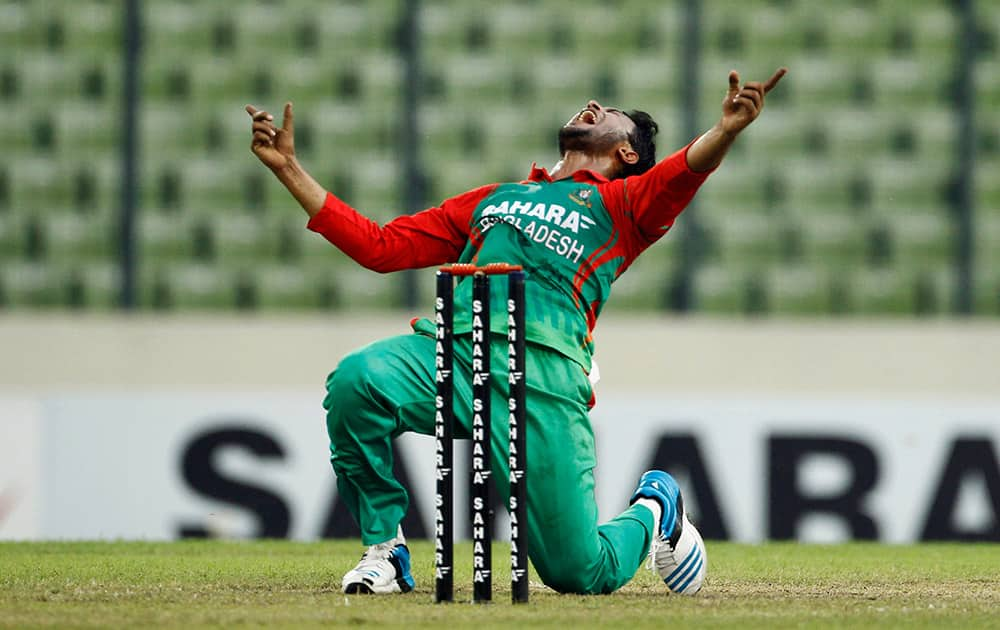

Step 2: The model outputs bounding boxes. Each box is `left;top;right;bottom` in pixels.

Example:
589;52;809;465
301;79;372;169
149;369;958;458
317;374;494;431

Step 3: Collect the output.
558;100;636;156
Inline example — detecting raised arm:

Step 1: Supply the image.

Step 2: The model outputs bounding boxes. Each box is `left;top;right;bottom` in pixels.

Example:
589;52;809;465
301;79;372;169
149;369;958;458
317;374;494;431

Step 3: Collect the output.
246;102;496;272
686;67;787;172
246;102;326;217
600;67;787;250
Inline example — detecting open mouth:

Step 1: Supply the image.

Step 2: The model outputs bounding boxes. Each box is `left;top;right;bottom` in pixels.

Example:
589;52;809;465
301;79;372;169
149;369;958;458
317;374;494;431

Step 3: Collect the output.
577;109;598;124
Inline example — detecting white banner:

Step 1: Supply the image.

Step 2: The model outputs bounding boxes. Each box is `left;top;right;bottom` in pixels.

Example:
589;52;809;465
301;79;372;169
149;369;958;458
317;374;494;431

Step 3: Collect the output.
1;393;998;542
590;395;1000;543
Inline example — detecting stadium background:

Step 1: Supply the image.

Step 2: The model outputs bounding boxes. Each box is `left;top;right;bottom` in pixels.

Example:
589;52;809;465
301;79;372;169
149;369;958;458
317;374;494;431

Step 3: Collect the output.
1;0;998;544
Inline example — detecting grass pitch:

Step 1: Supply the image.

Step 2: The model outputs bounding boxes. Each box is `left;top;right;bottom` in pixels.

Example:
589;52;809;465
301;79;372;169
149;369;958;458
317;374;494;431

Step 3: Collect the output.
1;541;998;628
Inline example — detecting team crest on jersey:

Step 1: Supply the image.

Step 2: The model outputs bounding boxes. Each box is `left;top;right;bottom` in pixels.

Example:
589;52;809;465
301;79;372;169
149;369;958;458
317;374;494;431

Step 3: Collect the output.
570;187;593;208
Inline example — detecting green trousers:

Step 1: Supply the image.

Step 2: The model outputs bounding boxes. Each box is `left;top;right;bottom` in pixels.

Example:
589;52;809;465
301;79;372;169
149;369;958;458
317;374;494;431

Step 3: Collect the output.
323;319;654;594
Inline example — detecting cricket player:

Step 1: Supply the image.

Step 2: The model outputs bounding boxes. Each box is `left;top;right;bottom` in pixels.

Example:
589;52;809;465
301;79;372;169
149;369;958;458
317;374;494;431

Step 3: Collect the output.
247;66;786;596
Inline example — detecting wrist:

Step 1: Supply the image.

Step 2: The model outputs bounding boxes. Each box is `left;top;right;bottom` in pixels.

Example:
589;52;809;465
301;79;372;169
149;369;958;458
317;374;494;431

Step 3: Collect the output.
715;120;740;141
272;155;301;178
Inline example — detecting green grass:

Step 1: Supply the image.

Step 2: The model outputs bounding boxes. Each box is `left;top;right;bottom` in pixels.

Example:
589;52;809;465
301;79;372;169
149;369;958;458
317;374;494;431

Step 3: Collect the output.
1;541;998;628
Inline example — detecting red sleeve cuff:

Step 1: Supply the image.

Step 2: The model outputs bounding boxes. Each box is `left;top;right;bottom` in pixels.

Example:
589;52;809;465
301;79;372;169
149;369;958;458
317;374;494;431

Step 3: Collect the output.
306;192;347;233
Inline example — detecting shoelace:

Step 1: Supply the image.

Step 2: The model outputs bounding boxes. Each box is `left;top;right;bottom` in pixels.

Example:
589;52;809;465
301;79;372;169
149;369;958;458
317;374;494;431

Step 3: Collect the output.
645;533;669;573
355;542;396;574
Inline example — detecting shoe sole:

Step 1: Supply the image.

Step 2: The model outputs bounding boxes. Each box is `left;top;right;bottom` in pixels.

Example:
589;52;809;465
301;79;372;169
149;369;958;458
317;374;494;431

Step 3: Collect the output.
342;578;414;595
343;582;375;595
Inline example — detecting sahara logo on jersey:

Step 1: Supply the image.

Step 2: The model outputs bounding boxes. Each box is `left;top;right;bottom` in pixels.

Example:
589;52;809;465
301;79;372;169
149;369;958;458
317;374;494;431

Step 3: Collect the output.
477;198;597;264
480;200;596;234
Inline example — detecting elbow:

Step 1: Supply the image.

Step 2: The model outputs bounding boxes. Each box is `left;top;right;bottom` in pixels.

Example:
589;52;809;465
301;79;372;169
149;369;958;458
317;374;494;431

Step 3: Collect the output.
355;255;397;274
346;235;448;273
354;249;405;274
362;261;400;274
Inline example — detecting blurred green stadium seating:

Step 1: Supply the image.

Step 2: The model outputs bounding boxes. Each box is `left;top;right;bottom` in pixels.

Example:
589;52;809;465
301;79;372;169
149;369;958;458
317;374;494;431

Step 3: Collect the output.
3;0;997;316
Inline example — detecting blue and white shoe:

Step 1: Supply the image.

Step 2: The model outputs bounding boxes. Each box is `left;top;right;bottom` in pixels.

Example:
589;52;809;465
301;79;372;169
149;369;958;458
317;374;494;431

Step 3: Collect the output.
630;470;707;595
341;528;415;594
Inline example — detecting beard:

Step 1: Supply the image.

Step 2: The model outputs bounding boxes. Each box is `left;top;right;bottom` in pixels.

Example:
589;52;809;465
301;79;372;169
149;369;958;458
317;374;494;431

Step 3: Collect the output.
558;126;627;156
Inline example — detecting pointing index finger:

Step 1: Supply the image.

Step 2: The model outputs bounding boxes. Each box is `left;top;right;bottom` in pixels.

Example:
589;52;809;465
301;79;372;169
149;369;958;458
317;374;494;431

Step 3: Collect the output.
763;67;788;93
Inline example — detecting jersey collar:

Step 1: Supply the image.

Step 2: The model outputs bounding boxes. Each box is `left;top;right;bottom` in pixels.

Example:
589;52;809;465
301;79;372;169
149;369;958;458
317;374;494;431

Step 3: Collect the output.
526;163;611;184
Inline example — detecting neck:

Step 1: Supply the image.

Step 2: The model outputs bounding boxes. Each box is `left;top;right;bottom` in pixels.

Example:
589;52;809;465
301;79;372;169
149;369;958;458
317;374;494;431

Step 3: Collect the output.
549;150;618;181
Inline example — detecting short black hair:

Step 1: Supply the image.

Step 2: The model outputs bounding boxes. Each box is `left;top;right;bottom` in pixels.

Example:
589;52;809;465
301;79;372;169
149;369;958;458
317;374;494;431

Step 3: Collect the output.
622;110;658;178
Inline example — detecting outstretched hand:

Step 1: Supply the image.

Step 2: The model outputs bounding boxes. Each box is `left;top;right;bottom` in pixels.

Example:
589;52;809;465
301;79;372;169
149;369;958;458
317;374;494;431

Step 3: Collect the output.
246;102;296;171
720;67;787;136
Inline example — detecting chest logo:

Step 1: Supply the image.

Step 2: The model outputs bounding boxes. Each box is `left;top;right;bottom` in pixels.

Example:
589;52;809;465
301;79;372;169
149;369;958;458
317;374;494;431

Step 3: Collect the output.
570;188;593;208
